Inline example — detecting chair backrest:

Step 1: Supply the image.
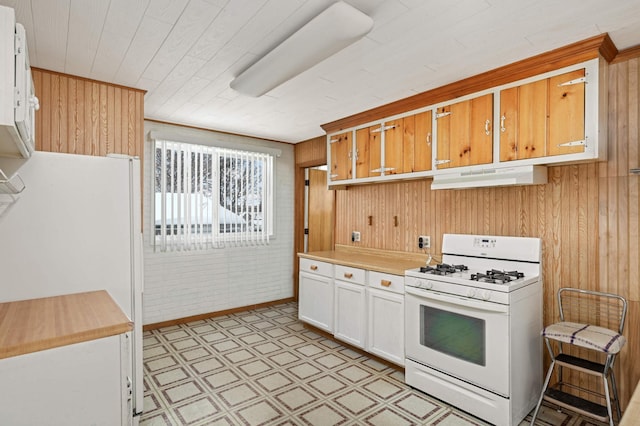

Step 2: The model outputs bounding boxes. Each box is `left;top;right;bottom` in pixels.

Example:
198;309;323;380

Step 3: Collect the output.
558;288;628;334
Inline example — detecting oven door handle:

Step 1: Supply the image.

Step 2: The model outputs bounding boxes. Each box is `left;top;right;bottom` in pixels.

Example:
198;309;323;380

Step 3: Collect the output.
405;287;509;314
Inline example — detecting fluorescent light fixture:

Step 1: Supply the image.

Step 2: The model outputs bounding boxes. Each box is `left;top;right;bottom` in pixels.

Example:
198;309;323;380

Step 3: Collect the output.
430;165;548;190
230;1;373;97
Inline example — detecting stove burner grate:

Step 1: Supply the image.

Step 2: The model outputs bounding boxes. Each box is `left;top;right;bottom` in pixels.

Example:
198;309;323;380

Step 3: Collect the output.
420;263;468;275
471;269;525;284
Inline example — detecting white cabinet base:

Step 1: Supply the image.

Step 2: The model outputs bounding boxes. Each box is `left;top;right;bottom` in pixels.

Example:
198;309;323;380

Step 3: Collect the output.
367;288;404;366
0;334;130;426
334;280;366;349
299;270;334;333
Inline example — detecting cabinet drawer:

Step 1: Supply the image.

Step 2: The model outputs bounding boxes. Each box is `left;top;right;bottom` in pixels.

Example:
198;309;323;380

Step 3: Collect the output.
334;265;365;284
368;271;404;294
299;258;333;277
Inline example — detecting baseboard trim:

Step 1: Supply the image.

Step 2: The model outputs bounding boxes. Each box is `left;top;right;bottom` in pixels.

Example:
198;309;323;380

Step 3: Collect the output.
143;297;296;331
301;323;404;372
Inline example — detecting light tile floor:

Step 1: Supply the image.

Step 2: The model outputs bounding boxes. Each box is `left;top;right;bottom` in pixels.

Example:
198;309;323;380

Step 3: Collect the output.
140;302;607;426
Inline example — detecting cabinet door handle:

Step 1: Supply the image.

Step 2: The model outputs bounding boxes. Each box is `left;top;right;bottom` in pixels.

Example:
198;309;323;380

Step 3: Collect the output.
381;280;392;287
310;265;318;271
344;273;353;279
500;115;506;133
426;132;431;145
485;119;491;135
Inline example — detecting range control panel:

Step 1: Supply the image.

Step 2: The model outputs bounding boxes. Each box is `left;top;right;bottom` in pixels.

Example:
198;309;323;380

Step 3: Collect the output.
473;237;497;249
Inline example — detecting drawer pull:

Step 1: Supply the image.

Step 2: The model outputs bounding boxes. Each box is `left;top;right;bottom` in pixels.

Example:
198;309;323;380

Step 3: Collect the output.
344;272;353;279
310;265;318;271
381;280;392;287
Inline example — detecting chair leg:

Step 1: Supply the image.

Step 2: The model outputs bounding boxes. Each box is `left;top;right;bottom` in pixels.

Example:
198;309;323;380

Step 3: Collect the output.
531;360;556;425
610;369;622;421
603;374;614;426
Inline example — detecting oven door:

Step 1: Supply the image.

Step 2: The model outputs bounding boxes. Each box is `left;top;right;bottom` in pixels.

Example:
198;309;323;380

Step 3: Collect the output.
405;286;510;396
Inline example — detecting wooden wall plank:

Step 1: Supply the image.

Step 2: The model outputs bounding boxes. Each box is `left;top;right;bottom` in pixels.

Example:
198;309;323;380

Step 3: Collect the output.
32;68;144;158
293;136;331;300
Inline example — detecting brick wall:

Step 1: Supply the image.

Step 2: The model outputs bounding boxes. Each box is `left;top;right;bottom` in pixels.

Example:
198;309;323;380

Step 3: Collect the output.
142;121;294;324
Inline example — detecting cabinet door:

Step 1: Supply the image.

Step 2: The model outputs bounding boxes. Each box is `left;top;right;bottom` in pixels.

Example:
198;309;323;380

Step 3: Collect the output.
548;69;586;156
468;93;493;165
355;126;377;178
499;86;519;161
412;110;433;172
500;80;547;161
436;94;492;169
383;119;404;175
0;335;127;425
299;271;334;333
329;132;352;181
435;101;465;169
334;280;366;349
367;288;404;366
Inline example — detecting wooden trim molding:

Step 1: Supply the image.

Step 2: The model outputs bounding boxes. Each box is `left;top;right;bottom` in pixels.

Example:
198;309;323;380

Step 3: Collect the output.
301;322;403;372
612;44;640;64
142;297;295;331
322;34;616;134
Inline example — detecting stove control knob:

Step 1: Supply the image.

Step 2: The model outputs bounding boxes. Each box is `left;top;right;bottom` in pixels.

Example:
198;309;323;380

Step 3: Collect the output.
416;279;427;288
425;281;433;290
482;290;491;301
467;288;476;298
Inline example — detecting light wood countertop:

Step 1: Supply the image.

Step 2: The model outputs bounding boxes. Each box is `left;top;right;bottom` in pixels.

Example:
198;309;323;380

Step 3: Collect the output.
298;245;427;275
0;290;133;360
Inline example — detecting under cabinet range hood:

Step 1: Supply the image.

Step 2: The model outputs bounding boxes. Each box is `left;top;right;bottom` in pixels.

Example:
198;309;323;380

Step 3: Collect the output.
430;165;548;190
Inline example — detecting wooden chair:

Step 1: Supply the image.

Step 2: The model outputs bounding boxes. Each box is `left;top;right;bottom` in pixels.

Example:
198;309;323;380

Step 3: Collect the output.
530;288;627;426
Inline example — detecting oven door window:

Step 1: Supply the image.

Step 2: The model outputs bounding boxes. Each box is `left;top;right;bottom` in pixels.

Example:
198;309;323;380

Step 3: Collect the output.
420;305;485;366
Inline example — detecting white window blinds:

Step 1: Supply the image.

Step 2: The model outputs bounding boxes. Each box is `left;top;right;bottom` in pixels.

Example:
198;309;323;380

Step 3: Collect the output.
154;139;274;251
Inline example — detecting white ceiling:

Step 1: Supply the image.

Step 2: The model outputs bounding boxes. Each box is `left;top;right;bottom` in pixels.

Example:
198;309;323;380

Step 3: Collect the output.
3;0;640;143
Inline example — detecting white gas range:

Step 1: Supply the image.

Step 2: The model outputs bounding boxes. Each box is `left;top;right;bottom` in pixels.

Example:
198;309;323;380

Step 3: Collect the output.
404;234;543;426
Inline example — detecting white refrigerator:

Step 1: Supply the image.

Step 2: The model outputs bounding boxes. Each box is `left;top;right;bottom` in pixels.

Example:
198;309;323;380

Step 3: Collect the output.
0;151;144;424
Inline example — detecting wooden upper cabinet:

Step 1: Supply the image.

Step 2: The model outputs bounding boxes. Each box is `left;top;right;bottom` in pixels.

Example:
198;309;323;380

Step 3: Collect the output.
355;126;375;178
436;93;493;169
325;59;602;187
383;119;404;175
469;94;493;165
499;79;547;161
402;111;432;173
329;131;352;181
352;113;432;179
499;68;585;161
548;69;585;155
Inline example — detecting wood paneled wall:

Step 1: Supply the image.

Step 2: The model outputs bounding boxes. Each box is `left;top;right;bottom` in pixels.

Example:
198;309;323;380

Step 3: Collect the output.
32;68;145;158
332;57;640;408
293;136;328;299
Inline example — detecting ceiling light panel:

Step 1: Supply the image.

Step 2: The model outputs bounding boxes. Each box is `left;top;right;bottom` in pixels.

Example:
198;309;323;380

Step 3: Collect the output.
230;1;374;97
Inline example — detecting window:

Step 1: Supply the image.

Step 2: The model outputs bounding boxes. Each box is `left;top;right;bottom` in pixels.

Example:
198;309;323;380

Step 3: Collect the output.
154;139;273;251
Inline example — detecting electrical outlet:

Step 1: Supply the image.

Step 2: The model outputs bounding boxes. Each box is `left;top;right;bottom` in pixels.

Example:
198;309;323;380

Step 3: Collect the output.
352;231;361;242
418;235;430;249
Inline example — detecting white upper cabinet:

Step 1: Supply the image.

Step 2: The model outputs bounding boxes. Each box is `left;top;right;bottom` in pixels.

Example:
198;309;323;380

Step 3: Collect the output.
0;6;38;159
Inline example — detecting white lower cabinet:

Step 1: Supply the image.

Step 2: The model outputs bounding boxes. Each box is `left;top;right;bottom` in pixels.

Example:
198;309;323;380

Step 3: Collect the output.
299;258;405;366
299;259;334;333
367;272;405;366
334;280;366;349
0;333;131;426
